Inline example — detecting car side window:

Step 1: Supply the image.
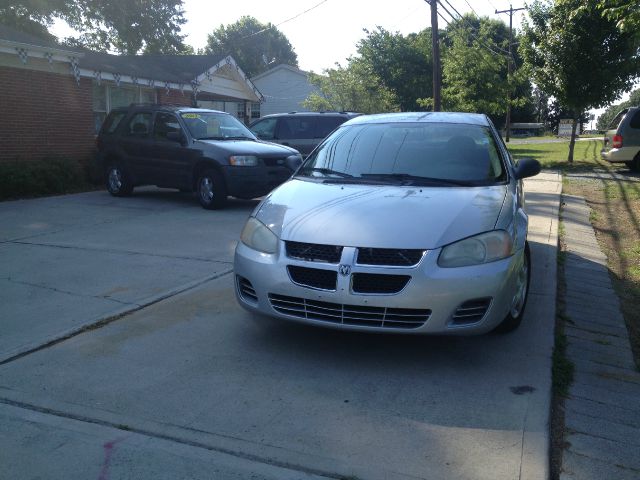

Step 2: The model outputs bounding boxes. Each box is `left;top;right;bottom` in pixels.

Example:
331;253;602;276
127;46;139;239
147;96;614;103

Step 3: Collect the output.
125;112;152;137
278;117;317;140
629;110;640;130
100;111;126;135
250;118;277;140
153;112;182;141
608;110;628;130
315;117;345;138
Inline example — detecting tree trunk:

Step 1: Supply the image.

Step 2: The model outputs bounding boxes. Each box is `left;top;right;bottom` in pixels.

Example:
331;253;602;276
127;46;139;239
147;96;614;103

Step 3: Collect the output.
567;115;579;164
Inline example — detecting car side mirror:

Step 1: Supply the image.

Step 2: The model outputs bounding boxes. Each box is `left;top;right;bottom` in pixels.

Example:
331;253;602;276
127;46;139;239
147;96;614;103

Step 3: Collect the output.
513;157;541;180
166;131;186;145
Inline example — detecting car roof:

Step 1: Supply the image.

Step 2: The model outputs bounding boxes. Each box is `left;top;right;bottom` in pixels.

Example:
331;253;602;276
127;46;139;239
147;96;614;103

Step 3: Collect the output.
342;112;490;127
260;111;360;118
110;105;229;115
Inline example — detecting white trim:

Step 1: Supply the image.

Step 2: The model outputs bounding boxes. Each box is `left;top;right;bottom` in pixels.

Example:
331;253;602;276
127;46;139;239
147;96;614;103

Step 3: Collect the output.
0;41;82;61
194;56;263;102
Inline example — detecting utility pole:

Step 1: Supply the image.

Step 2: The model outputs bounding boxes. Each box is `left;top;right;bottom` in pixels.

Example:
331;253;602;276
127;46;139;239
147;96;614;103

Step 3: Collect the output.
496;4;525;142
428;0;441;112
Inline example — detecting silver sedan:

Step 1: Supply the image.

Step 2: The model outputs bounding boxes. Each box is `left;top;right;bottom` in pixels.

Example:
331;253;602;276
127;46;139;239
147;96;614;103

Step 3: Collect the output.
234;112;540;334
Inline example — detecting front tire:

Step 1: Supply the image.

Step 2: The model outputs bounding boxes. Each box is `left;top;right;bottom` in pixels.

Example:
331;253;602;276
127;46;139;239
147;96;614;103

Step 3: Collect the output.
197;169;227;209
106;164;133;197
495;242;531;333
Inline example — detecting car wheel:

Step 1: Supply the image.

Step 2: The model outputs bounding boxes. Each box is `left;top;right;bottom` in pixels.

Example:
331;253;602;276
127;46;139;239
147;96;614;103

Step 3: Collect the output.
197;169;227;209
106;164;133;197
628;154;640;172
495;242;531;333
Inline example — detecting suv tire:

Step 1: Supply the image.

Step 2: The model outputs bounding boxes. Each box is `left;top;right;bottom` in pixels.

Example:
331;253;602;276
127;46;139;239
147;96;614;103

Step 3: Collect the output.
106;163;133;196
494;242;530;333
627;153;640;172
197;169;227;209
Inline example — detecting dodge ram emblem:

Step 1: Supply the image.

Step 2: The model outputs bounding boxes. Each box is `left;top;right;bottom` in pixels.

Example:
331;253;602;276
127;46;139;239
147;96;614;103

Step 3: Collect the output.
338;264;351;276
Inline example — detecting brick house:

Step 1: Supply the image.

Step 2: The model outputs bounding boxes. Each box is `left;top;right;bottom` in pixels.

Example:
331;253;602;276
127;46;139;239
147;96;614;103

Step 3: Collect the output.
0;25;262;164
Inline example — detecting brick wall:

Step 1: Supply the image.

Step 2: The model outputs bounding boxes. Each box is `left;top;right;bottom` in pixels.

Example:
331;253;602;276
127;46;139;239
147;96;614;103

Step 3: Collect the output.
0;66;95;164
157;89;194;107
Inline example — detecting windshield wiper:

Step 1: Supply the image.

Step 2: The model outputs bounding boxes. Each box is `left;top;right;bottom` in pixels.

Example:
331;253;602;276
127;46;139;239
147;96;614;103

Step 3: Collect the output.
297;167;353;178
360;173;474;186
195;136;225;140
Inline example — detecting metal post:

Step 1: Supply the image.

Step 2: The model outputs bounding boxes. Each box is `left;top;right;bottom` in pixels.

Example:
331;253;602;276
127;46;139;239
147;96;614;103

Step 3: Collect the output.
496;4;525;142
429;0;442;112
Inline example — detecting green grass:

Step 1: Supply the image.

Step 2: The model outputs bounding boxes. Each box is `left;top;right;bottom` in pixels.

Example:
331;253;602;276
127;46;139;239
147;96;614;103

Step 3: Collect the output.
552;330;575;397
508;139;603;170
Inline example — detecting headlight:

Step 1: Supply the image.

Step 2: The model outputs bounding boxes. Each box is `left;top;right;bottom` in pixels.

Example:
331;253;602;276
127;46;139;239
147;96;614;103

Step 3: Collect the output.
240;217;278;254
438;230;513;268
229;155;258;166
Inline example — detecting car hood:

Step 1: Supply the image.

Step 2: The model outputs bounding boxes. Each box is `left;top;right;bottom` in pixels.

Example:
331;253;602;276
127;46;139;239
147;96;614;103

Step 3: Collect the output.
255;179;507;249
196;139;298;157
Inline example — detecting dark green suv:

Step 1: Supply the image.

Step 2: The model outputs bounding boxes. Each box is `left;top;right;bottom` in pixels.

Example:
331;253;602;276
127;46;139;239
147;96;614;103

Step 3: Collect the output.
96;105;302;209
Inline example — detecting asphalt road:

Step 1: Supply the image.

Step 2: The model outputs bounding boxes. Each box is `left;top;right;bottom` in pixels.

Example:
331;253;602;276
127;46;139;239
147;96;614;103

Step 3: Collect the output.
0;177;561;480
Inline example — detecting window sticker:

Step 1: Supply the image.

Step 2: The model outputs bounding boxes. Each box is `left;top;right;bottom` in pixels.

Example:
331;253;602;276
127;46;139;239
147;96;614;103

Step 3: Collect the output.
182;113;201;119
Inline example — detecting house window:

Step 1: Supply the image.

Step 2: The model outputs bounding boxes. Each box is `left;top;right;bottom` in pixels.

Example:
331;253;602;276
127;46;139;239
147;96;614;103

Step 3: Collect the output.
251;102;261;119
236;102;245;119
92;83;108;134
92;82;158;133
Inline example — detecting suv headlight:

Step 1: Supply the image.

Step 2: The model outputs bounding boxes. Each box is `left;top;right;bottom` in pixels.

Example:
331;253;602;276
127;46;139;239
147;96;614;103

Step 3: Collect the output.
229;155;258;166
438;230;513;268
240;217;278;254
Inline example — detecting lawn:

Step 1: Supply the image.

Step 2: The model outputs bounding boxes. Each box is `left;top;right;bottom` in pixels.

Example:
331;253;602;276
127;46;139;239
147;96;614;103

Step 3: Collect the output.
508;139;640;369
508;139;603;169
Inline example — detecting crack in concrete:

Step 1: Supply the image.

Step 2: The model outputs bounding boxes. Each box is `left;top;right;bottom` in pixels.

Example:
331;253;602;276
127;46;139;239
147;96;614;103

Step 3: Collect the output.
7;240;234;265
0;270;233;367
0;397;344;480
1;277;135;306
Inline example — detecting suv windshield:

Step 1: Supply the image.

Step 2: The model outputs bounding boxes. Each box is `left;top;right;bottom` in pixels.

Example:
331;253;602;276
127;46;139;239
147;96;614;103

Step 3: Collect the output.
180;112;256;140
297;122;506;185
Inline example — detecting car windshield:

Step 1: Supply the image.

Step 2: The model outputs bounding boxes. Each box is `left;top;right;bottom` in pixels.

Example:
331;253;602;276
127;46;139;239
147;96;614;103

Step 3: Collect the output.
180;112;256;140
296;122;506;185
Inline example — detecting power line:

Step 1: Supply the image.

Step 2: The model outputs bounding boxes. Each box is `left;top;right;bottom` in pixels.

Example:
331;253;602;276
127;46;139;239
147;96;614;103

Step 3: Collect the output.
240;0;330;39
462;0;480;17
438;0;510;57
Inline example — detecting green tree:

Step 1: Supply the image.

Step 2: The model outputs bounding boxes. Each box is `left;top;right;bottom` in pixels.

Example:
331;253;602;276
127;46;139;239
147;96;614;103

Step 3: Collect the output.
439;14;535;128
0;0;189;54
597;0;640;38
205;16;297;78
356;27;432;111
597;88;640;130
302;60;399;114
520;0;639;162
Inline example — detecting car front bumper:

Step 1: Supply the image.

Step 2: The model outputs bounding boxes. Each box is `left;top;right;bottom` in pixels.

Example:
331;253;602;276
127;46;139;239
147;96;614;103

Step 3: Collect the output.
233;241;526;335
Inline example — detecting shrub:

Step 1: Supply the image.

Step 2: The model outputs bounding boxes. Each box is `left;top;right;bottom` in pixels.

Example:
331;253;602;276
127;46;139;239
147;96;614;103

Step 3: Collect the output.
0;156;95;201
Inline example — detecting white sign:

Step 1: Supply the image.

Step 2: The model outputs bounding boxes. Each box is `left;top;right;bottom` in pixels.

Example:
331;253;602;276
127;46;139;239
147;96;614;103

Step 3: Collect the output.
558;119;574;136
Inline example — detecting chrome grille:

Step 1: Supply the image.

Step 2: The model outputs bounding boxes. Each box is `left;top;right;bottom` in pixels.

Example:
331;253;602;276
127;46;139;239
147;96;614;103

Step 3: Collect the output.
287;266;337;290
352;273;410;294
237;276;258;303
452;298;492;325
286;241;343;263
356;248;425;266
269;294;431;329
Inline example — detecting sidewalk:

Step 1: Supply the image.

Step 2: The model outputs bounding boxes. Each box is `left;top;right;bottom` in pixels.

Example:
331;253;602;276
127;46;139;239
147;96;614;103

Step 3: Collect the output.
560;195;640;479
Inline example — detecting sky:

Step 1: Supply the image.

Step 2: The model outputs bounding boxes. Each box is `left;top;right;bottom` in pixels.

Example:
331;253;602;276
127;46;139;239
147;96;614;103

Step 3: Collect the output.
53;0;527;74
181;0;525;73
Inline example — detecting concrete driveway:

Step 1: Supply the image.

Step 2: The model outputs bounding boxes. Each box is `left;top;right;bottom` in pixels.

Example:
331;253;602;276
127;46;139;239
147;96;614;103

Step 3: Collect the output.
0;176;561;480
